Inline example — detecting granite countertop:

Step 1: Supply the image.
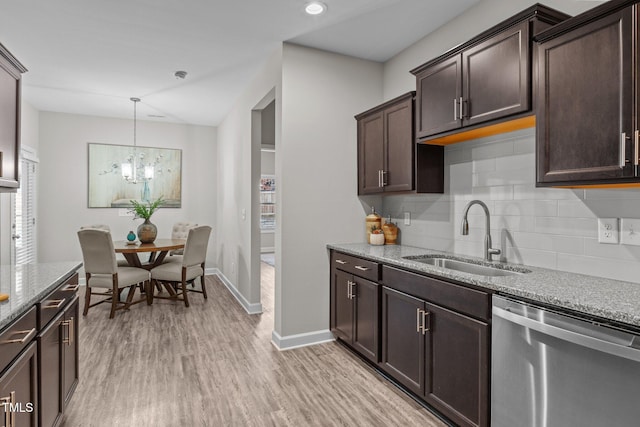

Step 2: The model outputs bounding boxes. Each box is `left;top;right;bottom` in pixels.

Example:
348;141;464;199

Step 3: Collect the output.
0;261;83;330
328;243;640;328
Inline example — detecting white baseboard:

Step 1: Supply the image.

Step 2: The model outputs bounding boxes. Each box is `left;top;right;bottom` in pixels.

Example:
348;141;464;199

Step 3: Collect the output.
212;268;263;315
271;329;335;351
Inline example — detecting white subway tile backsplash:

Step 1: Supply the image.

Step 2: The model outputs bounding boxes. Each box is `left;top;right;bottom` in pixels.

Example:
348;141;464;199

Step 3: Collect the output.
535;217;598;237
557;200;597;218
378;130;640;282
471;185;514;201
557;254;640;283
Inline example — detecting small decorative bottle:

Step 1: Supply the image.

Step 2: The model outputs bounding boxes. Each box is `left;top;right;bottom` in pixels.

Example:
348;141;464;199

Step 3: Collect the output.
127;230;137;242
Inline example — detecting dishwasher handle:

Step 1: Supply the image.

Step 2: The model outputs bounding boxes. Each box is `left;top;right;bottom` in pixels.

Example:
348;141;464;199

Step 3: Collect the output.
493;305;640;362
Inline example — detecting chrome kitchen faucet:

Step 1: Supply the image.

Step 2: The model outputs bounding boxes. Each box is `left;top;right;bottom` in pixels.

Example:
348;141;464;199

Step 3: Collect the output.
461;200;501;262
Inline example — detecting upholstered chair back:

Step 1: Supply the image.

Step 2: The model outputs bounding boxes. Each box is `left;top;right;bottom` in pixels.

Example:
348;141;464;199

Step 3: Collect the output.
182;226;211;267
80;224;111;231
77;229;117;275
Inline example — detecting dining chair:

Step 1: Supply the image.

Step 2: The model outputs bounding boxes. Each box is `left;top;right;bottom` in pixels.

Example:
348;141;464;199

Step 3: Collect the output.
80;224;129;266
77;228;150;318
169;222;198;256
149;225;211;307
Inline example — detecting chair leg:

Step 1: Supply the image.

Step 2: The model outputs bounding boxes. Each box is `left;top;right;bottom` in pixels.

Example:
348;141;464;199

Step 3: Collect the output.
147;280;154;305
201;276;208;299
109;279;118;319
83;285;91;316
182;281;190;307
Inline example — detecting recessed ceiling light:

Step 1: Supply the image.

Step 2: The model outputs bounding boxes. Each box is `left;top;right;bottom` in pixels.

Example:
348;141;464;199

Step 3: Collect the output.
305;2;327;15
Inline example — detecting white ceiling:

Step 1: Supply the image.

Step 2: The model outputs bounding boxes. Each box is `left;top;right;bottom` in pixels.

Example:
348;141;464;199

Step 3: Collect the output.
0;0;480;126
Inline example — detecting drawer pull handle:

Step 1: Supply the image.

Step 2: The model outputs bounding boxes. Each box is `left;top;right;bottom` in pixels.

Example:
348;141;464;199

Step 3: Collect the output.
354;265;370;271
416;308;422;333
3;328;36;344
62;284;79;292
43;298;66;309
335;259;348;265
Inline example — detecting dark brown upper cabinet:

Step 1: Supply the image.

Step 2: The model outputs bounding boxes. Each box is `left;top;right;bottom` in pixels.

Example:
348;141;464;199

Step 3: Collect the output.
0;42;26;192
535;0;640;187
411;4;569;145
356;92;444;194
356;92;416;194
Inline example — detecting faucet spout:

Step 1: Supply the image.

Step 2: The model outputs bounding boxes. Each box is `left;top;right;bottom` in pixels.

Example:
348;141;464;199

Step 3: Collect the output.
460;200;501;261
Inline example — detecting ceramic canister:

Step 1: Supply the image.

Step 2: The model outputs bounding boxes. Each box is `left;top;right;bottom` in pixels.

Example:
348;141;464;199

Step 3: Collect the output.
365;208;382;244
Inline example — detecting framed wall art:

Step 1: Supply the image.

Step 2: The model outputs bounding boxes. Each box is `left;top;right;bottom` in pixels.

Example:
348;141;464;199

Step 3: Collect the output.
87;142;182;208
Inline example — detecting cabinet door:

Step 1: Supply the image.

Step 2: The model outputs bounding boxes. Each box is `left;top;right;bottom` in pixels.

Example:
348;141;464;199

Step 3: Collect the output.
332;269;354;342
463;20;530;126
383;97;414;192
37;312;63;427
0;342;37;427
0;57;20;190
380;287;424;396
424;303;489;427
357;111;385;194
415;55;461;139
537;8;634;185
62;297;79;408
351;277;379;363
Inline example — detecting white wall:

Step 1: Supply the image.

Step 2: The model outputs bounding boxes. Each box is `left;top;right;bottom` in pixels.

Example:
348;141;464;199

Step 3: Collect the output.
37;112;217;266
276;43;383;341
215;48;282;313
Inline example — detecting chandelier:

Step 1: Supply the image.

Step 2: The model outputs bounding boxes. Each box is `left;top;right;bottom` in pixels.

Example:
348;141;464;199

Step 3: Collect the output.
121;97;154;201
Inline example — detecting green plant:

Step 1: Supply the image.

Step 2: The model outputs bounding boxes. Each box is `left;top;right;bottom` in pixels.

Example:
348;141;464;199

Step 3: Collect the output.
129;196;164;220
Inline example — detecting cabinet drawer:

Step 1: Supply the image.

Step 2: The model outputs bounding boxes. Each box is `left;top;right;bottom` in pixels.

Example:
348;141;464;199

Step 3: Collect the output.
332;252;379;281
38;273;79;330
0;306;37;373
382;266;490;321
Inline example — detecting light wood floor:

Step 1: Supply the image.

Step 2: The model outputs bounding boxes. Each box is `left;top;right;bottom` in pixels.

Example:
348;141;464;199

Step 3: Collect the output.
62;263;446;426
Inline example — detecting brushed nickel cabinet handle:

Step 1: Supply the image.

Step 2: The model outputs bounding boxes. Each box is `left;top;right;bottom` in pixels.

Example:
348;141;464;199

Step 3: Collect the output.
634;130;639;166
423;311;431;333
2;391;15;427
3;328;36;344
63;318;74;346
43;298;66;309
354;266;370;271
453;98;457;120
381;170;388;187
416;308;423;333
62;284;79;292
335;259;347;265
459;97;464;119
620;132;630;168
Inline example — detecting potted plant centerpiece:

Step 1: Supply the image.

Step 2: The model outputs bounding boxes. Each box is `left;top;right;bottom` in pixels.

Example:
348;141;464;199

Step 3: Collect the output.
129;196;164;243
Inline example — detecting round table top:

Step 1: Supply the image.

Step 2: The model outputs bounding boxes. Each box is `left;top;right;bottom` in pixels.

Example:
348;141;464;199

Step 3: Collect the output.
113;238;186;253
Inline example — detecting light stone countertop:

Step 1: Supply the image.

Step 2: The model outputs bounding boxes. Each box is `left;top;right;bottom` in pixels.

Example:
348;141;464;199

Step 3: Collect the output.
0;262;83;330
328;243;640;329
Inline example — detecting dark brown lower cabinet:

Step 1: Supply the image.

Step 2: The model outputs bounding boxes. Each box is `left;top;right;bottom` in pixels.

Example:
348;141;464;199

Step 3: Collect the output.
331;269;379;363
37;296;79;427
0;342;38;427
380;287;424;396
425;303;488;427
380;286;488;427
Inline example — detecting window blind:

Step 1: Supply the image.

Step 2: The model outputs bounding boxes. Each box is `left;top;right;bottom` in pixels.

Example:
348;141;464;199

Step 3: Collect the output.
14;158;37;266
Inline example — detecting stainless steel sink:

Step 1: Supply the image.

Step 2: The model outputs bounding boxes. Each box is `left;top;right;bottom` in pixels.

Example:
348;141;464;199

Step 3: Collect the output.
403;256;530;277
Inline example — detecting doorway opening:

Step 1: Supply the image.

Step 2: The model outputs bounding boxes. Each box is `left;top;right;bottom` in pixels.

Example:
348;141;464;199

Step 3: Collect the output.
259;100;276;314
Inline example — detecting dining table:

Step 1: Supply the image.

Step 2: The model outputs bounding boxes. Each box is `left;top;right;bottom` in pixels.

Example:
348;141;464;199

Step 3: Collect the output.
113;238;186;270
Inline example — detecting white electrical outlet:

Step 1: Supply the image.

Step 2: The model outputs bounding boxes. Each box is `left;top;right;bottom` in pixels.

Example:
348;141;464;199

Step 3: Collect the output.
404;212;411;226
620;218;640;246
597;218;619;244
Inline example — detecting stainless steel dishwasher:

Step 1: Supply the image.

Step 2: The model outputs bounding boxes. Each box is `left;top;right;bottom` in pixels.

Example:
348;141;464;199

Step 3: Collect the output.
491;295;640;427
